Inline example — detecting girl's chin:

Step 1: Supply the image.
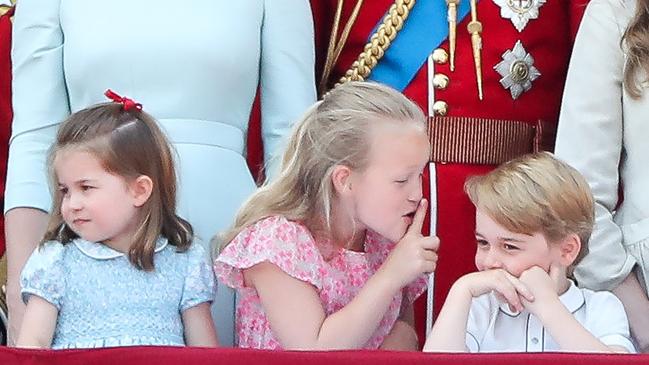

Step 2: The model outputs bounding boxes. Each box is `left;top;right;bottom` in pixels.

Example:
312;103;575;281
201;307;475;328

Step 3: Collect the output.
388;229;408;243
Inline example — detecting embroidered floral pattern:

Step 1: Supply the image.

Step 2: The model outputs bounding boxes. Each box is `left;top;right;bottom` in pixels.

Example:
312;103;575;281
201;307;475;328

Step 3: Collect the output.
21;238;216;349
215;216;427;349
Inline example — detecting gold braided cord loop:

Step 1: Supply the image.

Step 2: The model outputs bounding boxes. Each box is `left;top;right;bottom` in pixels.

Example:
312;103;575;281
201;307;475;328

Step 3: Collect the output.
337;0;416;86
320;0;365;95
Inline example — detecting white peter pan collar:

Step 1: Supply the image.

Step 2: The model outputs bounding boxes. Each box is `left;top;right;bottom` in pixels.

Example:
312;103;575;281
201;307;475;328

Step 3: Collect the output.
498;279;584;316
73;237;169;260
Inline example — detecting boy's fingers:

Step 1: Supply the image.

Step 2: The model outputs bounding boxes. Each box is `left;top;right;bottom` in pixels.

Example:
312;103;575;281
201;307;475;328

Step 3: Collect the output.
497;283;523;312
504;272;535;302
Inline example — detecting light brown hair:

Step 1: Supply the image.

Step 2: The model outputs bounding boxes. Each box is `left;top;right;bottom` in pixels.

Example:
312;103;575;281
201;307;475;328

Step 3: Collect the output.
623;0;649;98
218;81;427;250
464;152;595;268
43;103;193;271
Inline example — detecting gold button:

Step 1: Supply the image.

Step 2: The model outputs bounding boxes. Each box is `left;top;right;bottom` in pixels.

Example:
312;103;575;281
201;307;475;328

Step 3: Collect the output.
432;74;450;90
510;60;530;82
432;49;449;64
432;101;448;116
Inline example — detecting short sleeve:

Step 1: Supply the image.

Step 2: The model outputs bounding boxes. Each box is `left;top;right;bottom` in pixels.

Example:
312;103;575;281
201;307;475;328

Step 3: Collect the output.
180;243;217;312
583;291;636;353
214;216;324;290
465;294;493;353
20;241;67;309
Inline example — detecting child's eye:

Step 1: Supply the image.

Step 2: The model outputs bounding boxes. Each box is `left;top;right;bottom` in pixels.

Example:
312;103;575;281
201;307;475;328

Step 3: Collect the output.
394;178;408;184
81;185;95;192
59;187;69;195
476;239;489;248
503;243;520;251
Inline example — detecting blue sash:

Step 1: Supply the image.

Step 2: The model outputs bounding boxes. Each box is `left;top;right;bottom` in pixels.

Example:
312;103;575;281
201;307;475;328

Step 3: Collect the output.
368;0;475;91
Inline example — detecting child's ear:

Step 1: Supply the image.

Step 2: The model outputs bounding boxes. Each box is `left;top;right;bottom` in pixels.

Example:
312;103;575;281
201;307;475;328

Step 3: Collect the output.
331;164;353;196
556;233;581;267
130;175;153;207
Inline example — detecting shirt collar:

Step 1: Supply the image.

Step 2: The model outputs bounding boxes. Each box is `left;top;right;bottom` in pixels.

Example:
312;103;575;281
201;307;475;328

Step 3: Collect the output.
73;237;169;260
498;279;584;316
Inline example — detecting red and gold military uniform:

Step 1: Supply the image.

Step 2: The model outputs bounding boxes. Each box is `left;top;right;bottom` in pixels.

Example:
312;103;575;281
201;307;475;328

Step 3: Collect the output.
311;0;589;345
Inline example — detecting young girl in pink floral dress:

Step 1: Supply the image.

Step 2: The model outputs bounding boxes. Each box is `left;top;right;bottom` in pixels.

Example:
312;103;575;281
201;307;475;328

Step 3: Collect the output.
214;82;438;350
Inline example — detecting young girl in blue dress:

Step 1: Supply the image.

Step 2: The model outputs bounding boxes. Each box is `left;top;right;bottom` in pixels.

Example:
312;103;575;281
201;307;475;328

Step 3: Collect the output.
15;91;218;349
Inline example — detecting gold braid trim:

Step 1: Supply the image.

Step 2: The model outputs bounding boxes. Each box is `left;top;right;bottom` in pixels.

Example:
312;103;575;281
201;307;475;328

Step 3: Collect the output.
337;0;416;86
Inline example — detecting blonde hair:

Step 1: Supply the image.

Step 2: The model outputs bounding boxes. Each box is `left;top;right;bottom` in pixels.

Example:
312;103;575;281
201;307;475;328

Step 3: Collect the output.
464;152;594;268
43;102;193;271
623;0;649;98
219;81;426;250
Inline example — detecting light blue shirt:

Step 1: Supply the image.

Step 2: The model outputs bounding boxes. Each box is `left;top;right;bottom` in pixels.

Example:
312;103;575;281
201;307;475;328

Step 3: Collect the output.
21;238;215;349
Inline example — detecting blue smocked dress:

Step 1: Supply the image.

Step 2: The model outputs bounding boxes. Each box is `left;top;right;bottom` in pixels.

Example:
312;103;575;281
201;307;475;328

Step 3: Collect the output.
20;238;215;349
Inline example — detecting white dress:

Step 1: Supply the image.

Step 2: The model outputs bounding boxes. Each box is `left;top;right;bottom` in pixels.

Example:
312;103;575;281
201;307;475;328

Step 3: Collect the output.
6;0;316;346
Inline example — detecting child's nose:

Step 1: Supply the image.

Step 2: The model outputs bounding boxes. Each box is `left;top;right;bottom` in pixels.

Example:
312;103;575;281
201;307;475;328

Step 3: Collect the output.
67;193;84;210
408;178;423;202
483;251;503;269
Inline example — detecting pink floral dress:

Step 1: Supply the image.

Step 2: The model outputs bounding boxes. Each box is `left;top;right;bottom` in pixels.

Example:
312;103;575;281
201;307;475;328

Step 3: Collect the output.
214;215;427;349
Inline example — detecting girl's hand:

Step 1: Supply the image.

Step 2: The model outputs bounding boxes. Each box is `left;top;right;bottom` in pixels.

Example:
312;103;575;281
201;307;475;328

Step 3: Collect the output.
455;269;534;313
379;199;439;290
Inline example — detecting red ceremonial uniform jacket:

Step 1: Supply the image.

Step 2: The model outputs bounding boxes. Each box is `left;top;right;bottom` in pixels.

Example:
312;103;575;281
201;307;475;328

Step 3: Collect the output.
311;0;589;345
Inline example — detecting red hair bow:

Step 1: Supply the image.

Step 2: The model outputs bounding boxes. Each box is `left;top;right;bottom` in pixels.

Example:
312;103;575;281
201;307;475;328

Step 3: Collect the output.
104;89;143;111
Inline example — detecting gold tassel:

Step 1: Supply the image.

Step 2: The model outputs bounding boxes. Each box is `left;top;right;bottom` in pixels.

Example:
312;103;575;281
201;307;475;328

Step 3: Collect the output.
446;0;459;72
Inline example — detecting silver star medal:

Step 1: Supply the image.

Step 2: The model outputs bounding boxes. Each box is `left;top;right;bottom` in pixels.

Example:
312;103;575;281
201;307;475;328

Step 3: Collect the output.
493;0;546;32
494;41;540;100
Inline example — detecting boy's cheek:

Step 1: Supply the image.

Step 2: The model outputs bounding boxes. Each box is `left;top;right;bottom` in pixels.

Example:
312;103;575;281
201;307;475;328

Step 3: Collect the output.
474;254;485;271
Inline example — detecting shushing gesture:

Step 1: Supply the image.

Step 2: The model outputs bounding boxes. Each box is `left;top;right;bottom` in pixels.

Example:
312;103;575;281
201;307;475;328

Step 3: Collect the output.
380;199;439;289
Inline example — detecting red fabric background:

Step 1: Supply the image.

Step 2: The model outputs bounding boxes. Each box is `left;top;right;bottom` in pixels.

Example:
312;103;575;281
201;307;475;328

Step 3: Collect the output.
0;346;645;365
245;91;264;184
0;7;13;256
309;0;590;347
